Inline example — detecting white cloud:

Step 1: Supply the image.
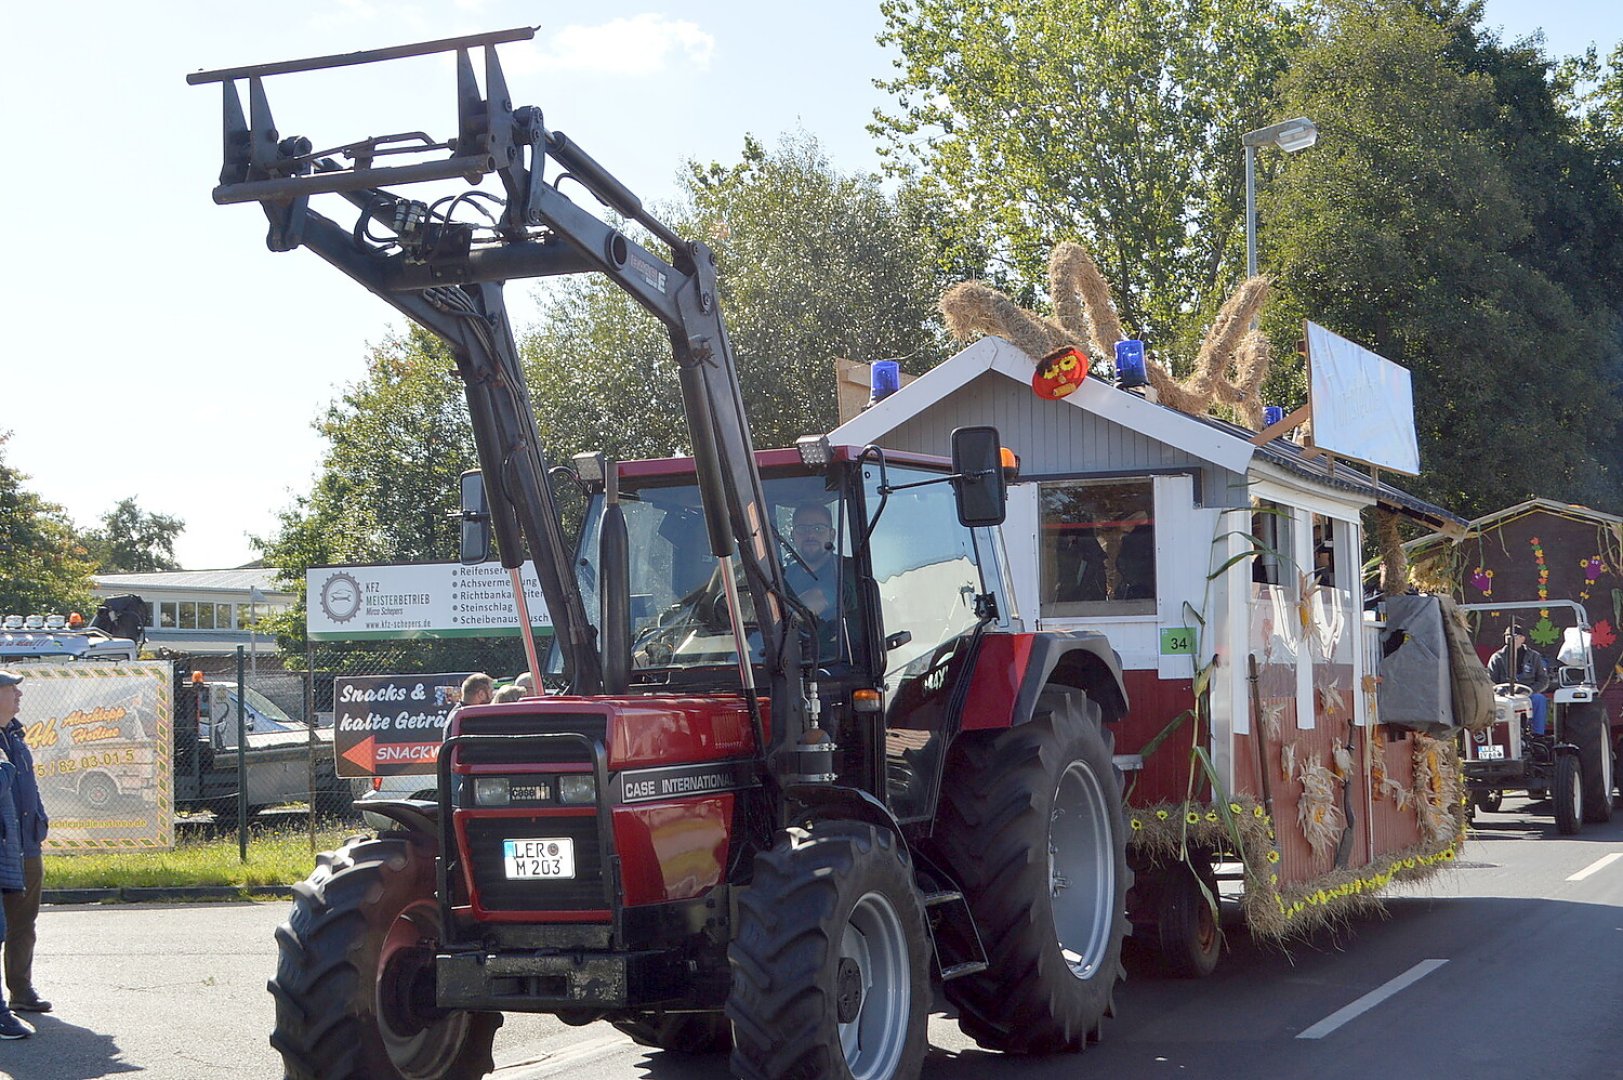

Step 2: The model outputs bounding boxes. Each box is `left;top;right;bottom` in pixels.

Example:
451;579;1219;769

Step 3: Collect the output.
529;14;716;75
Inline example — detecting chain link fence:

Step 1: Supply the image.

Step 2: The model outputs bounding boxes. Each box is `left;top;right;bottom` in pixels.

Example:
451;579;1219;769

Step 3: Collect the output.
20;636;534;856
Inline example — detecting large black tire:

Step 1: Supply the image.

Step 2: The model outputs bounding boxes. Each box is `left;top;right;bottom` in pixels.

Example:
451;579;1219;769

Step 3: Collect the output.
611;1012;730;1054
1552;753;1583;836
727;822;930;1080
268;835;501;1079
1566;704;1614;824
926;688;1130;1053
1155;855;1221;979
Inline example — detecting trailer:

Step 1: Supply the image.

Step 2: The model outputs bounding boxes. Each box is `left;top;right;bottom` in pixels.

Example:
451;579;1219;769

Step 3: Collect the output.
833;335;1484;971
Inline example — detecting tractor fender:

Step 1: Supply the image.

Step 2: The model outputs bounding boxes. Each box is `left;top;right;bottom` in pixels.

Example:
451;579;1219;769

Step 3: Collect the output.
960;630;1129;732
361;798;441;844
785;782;907;839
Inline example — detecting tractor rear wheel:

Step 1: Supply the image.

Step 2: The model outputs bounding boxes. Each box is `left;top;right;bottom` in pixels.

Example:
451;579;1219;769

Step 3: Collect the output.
1566;704;1614;824
926;688;1130;1052
727;822;929;1080
269;835;501;1080
1552;754;1583;836
611;1012;730;1054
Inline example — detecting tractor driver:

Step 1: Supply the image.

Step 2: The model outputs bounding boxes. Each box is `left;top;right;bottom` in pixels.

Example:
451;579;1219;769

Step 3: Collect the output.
784;502;856;663
1488;627;1550;736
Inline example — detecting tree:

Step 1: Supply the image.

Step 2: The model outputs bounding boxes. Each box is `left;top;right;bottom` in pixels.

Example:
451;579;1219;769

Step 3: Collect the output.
84;497;185;573
523;132;946;456
1260;0;1623;514
0;432;96;616
254;328;480;651
872;0;1301;361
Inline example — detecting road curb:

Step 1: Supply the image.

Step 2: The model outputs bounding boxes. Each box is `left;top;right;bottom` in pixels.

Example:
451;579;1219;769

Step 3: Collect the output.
43;885;294;905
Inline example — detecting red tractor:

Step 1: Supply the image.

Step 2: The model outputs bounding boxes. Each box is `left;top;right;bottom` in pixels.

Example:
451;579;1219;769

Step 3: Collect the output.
195;29;1132;1078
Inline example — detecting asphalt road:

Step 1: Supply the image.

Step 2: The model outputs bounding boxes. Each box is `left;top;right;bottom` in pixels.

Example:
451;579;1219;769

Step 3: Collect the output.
5;795;1620;1080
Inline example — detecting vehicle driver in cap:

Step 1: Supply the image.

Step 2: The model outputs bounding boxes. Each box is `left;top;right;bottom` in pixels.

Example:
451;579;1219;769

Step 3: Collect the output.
784;503;856;663
1488;627;1550;735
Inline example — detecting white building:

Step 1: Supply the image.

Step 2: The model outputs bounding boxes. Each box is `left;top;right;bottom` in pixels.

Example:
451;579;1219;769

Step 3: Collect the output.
92;568;294;656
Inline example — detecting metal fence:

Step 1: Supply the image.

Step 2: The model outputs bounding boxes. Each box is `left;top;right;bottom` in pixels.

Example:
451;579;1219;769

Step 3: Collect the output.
21;636;532;856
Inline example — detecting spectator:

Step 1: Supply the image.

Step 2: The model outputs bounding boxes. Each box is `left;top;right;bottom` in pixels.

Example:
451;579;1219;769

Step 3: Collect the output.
0;749;31;1039
0;671;49;1021
492;685;523;704
1487;629;1549;735
459;673;494;710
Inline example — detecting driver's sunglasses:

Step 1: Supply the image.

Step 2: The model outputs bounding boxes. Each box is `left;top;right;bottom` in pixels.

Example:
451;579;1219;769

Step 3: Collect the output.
792;523;832;537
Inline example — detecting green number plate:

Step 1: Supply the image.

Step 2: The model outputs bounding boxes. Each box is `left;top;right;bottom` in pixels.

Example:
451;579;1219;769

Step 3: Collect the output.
1160;628;1194;655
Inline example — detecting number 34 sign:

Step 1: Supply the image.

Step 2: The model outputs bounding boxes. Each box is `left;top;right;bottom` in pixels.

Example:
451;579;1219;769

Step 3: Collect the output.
1160;628;1194;656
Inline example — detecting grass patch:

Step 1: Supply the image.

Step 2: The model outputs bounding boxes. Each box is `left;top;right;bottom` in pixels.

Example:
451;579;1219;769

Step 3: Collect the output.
43;826;359;890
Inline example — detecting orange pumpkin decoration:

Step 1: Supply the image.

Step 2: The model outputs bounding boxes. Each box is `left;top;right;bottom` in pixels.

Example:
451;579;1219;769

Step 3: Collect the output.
1032;347;1088;400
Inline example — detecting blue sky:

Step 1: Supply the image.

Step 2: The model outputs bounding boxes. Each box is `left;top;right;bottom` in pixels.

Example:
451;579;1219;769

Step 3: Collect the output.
2;1;1616;570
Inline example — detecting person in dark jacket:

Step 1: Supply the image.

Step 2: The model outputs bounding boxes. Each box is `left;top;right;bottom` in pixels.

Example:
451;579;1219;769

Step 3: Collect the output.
0;672;49;1016
0;750;31;1039
1487;629;1550;735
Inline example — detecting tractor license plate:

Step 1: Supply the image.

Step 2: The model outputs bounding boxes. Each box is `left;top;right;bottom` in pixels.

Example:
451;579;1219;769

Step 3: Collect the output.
502;838;576;880
1476;745;1505;760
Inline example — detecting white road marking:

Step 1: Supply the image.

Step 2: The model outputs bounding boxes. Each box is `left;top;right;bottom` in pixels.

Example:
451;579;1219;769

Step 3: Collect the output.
1566;852;1623;882
1296;959;1449;1040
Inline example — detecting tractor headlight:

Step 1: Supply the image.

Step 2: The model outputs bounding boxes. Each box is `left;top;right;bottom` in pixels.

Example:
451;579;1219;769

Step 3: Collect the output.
558;774;597;805
473;777;510;806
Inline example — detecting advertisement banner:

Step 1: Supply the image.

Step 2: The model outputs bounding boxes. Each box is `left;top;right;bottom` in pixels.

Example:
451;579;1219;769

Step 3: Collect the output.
332;672;471;778
307;562;553;641
22;663;175;852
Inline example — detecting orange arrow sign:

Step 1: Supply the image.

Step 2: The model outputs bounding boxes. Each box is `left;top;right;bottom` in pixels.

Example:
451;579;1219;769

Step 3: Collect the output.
341;734;376;772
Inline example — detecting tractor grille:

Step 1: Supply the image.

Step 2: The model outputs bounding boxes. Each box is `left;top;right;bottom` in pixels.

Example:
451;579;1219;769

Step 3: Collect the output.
454;712;606;766
464;811;607;913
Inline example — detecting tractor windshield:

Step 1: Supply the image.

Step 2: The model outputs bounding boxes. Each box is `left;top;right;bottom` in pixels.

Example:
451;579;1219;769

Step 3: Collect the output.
565;471;857;678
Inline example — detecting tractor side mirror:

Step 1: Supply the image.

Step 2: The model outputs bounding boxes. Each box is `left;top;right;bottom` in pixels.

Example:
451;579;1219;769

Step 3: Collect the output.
459;470;492;565
950;426;1008;528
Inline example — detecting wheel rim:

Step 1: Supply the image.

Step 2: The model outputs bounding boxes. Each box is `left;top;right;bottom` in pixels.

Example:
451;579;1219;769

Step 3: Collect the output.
1194;883;1218;956
837;890;910;1080
1049;759;1116;981
83;775;115;810
377;899;471;1080
1569;761;1583;823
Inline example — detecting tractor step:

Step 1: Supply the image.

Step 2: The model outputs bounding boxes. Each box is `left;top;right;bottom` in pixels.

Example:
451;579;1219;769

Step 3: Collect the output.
920;889;965;908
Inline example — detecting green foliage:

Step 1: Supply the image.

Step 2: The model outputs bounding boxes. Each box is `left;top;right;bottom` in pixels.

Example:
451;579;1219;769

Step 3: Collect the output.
43;825;353;886
0;432;96;616
254;328;479;652
84;497;185;573
1262;0;1623;515
873;0;1301;361
523;132;945;458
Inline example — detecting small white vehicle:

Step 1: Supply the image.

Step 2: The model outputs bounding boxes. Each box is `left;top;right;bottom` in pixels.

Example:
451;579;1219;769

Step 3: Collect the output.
1459;600;1615;834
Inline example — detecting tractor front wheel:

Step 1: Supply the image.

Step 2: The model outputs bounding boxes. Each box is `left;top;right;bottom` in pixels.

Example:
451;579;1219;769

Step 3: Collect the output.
727;822;929;1080
269;835;501;1079
1552;754;1583;836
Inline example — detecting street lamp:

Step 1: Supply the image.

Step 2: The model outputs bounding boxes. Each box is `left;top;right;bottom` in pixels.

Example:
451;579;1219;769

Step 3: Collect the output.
1243;116;1318;277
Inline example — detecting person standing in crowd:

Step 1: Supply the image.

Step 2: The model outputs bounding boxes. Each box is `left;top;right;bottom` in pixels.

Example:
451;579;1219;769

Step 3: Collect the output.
0;671;49;1023
0;745;32;1039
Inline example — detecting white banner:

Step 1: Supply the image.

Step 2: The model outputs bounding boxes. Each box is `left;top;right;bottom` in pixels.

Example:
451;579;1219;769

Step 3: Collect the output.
306;562;553;641
1306;321;1421;475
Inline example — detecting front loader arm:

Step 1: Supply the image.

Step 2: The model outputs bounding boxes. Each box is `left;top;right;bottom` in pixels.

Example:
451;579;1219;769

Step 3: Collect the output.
190;27;808;756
